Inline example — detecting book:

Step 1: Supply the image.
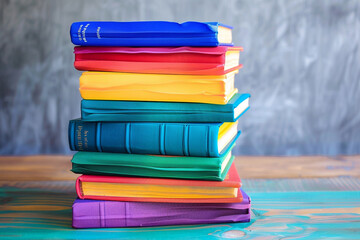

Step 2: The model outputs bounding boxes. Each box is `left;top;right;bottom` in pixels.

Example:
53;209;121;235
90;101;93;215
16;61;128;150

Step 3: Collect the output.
74;46;242;75
68;119;240;157
76;163;242;203
71;141;235;181
72;189;251;228
79;71;238;104
81;93;250;123
70;21;233;47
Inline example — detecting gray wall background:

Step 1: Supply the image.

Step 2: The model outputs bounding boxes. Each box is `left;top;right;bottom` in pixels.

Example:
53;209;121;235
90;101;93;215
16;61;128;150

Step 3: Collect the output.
1;0;360;156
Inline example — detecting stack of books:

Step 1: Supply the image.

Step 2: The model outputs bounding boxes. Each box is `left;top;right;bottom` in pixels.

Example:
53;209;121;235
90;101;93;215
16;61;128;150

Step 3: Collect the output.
69;21;251;228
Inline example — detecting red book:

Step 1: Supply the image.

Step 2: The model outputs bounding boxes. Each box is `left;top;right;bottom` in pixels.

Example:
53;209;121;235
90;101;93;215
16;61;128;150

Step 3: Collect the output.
76;163;243;203
74;46;243;75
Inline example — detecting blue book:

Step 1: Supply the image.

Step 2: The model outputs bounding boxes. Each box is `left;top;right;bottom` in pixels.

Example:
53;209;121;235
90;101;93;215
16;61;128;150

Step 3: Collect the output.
81;93;250;123
70;21;233;47
68;120;240;157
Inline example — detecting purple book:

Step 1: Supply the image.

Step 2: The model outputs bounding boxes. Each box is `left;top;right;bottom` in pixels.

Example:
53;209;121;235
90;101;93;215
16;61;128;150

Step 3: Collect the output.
72;189;251;228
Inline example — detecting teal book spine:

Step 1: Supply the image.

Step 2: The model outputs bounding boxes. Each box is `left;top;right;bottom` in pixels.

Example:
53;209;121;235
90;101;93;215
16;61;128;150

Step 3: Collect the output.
81;93;250;123
68;119;239;157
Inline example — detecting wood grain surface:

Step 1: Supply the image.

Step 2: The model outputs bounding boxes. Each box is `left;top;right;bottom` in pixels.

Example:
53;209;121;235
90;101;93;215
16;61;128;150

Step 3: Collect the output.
0;155;360;239
0;155;359;181
0;180;359;239
235;155;360;179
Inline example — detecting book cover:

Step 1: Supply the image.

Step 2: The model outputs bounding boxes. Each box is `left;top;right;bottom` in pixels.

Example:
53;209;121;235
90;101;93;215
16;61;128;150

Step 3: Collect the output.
70;21;233;47
68;119;240;157
76;163;242;203
72;189;250;228
79;71;238;104
81;93;250;123
74;46;243;75
71;140;235;181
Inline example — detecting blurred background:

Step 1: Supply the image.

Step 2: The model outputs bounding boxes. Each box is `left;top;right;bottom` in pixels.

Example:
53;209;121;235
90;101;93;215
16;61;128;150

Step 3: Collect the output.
0;0;359;156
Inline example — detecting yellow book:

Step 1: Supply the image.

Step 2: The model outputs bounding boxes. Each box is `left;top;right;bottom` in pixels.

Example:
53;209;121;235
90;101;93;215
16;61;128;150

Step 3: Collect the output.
79;70;238;104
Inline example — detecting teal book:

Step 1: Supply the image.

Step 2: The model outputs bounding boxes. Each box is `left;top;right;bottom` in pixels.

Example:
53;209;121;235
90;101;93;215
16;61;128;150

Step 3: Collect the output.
68;120;240;157
71;142;235;181
81;93;250;123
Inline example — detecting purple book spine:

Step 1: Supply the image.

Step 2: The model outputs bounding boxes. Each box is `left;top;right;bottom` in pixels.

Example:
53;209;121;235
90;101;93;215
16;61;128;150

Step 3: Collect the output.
72;190;251;228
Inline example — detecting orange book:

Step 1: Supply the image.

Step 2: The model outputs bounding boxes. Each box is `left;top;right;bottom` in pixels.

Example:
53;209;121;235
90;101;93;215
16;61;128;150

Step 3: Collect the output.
76;163;242;203
79;71;238;104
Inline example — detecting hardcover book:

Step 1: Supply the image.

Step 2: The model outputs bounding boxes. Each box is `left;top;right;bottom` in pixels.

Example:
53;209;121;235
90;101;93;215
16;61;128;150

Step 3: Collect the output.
72;189;251;228
71;141;235;181
81;93;250;122
70;21;233;47
76;163;242;203
79;71;238;104
74;46;242;75
68;119;240;157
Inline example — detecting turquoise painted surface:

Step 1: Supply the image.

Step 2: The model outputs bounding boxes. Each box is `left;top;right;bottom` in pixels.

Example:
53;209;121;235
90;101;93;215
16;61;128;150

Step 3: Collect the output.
0;180;360;239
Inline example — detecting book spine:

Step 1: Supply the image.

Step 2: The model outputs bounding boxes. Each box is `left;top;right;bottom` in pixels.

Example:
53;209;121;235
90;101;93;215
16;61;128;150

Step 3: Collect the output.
68;120;219;157
68;120;100;152
71;22;96;46
70;22;220;47
81;111;233;123
75;177;85;200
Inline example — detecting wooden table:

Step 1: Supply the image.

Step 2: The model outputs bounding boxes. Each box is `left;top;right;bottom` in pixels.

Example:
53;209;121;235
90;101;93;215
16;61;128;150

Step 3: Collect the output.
0;155;359;239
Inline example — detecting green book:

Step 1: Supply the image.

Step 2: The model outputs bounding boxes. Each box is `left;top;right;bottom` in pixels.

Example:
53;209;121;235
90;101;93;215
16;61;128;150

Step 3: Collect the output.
71;143;235;181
